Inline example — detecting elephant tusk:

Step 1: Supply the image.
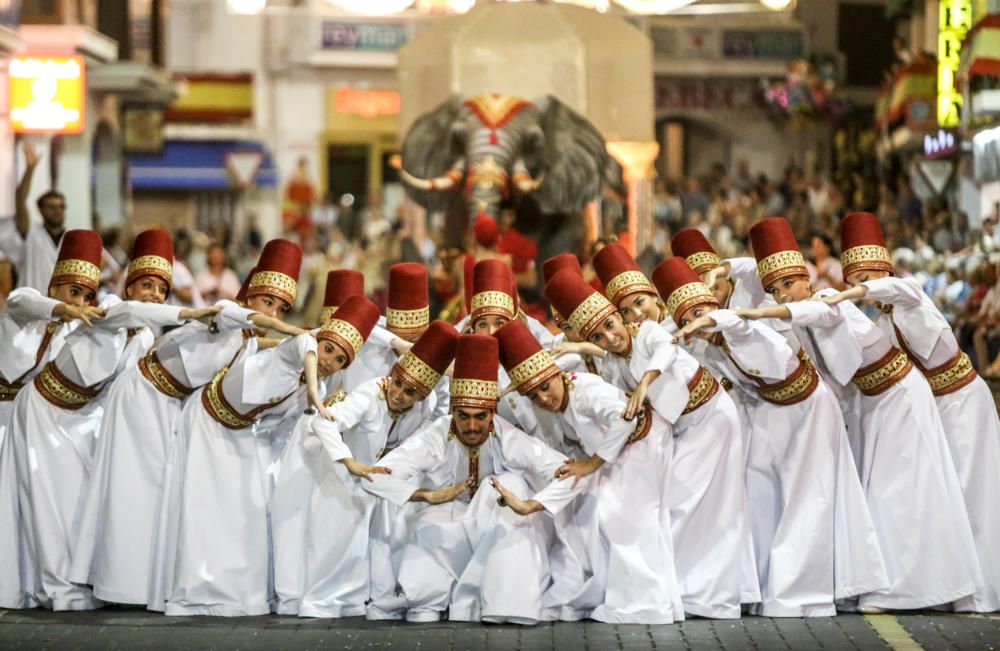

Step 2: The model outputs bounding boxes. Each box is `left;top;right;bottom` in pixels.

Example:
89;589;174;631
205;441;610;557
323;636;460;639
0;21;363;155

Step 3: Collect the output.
514;171;545;193
400;160;465;191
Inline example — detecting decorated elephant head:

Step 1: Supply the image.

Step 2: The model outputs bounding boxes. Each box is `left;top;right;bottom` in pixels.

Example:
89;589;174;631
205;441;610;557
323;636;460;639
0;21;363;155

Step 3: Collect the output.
400;94;624;248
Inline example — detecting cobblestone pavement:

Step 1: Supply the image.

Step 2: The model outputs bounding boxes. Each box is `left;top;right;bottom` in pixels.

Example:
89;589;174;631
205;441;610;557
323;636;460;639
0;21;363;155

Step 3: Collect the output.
1;609;999;650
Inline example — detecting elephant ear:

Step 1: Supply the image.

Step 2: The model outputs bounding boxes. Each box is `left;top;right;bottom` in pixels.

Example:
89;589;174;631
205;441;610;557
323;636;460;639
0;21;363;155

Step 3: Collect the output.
401;95;465;212
525;95;619;215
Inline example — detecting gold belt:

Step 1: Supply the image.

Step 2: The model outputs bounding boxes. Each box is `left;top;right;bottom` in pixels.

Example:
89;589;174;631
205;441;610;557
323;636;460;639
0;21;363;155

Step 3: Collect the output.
757;350;820;406
920;351;978;397
138;350;193;400
33;362;101;410
627;402;654;444
201;365;293;430
0;378;24;402
852;347;912;397
681;366;720;415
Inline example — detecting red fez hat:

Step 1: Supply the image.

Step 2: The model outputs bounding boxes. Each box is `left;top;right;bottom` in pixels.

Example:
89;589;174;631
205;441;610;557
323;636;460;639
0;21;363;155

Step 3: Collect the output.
588;275;605;295
246;239;302;306
451;334;499;410
474;216;500;247
542;253;583;323
544;268;617;339
236;267;255;304
593;243;657;306
462;253;475;315
495;319;560;396
748;218;808;288
542;253;582;285
671;229;722;276
393;320;459;397
322;269;365;322
317;295;380;365
652;258;719;323
387;263;430;339
839;212;893;277
51;229;102;292
127;228;174;290
471;259;516;322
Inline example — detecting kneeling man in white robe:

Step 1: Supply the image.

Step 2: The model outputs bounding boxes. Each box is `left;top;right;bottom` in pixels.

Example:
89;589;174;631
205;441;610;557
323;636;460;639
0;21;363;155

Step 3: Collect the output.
363;334;575;625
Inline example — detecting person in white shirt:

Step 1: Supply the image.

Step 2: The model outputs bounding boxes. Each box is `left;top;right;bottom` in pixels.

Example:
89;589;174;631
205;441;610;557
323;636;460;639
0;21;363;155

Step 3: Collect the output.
4;229;219;611
824;212;1000;613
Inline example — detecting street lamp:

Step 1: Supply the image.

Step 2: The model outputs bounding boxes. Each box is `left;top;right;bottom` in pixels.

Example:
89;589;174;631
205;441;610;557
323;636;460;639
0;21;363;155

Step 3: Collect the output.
759;0;794;9
227;0;267;13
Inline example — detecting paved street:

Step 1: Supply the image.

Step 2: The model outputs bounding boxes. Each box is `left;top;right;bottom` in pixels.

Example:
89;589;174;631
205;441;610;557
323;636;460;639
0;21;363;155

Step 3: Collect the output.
1;609;998;650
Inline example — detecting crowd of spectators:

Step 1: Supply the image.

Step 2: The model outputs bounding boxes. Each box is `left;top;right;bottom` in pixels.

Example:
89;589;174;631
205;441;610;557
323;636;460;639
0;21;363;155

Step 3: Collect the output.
4;152;1000;379
649;161;1000;377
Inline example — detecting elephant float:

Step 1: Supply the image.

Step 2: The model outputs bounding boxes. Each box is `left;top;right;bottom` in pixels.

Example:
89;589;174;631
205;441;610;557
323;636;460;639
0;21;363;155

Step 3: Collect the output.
399;93;624;260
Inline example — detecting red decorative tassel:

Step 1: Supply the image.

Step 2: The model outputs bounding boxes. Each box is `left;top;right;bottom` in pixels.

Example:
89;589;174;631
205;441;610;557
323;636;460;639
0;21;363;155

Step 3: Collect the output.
489;130;499;145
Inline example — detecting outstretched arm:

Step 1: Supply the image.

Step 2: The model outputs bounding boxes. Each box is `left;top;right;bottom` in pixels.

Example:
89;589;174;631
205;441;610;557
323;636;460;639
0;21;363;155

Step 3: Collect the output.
249;312;306;337
822;285;868;306
15;143;40;238
734;305;792;321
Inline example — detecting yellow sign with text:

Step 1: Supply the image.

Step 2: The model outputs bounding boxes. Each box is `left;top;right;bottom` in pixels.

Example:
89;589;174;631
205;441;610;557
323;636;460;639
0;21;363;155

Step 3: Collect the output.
9;56;85;134
939;0;972;127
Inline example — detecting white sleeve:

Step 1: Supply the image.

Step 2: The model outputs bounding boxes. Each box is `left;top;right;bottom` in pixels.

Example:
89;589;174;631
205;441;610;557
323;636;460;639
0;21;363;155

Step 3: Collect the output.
97;300;184;331
310;416;353;462
579;384;634;464
785;299;841;328
327;381;382;432
636;323;678;377
4;288;60;326
864;276;925;308
276;333;319;370
363;425;445;507
366;323;396;350
212;299;258;333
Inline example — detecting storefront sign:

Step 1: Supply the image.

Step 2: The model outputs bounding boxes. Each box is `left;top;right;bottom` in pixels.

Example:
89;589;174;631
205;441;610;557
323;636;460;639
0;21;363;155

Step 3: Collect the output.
938;0;973;127
333;87;400;119
9;56;85;134
654;77;759;112
652;26;803;61
321;21;409;51
721;30;803;60
924;128;959;158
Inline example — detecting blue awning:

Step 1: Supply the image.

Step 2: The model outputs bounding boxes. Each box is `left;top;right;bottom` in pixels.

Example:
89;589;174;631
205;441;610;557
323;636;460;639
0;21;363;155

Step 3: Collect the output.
128;139;278;191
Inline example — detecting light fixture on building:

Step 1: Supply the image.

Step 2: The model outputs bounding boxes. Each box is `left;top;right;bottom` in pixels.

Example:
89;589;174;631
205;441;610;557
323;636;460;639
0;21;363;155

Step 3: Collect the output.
227;0;267;14
758;0;794;9
611;0;699;13
324;0;415;15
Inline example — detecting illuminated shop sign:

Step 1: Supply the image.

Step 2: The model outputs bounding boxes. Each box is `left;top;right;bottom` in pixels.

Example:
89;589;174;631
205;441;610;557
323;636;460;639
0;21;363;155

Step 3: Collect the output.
333;87;401;118
9;56;85;134
938;0;972;127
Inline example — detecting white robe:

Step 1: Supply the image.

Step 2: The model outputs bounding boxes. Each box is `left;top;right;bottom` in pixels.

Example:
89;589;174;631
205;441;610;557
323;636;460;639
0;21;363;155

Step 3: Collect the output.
601;321;748;619
0;288;77;608
701;309;888;616
69;300;258;605
529;373;684;624
363;415;567;624
161;334;321;616
788;293;982;609
271;377;440;617
17;222;59;292
6;296;183;610
866;276;1000;613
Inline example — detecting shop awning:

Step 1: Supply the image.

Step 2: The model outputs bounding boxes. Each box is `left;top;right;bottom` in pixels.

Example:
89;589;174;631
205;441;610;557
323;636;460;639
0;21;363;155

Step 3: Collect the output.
887;59;936;128
960;15;1000;79
128;139;277;191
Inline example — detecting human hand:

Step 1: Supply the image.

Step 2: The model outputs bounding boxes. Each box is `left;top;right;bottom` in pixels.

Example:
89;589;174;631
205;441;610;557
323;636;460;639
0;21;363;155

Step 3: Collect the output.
622;384;647;421
343;458;391;482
